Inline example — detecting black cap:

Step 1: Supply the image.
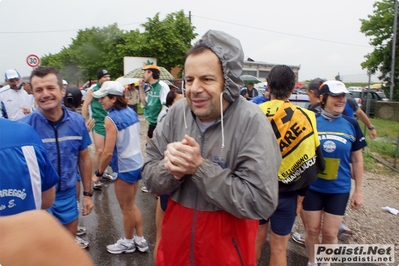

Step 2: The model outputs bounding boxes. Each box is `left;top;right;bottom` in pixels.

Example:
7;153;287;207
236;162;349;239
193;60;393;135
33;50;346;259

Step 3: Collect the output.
64;86;82;109
97;69;110;80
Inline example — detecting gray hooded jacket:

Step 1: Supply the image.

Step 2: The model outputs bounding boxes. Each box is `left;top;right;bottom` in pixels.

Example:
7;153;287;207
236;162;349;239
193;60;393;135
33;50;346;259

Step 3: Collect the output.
142;30;280;220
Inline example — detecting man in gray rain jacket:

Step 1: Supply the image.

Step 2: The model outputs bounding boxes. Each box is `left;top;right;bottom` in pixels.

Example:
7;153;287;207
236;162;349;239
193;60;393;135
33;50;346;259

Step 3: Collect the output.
142;29;280;266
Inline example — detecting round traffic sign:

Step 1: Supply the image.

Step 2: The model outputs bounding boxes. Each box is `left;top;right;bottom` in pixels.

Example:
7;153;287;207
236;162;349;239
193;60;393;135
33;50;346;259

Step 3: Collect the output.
26;54;40;68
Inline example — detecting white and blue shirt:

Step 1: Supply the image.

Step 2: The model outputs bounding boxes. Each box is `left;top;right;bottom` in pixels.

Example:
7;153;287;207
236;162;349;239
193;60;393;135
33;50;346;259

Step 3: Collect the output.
0;119;59;216
107;107;143;174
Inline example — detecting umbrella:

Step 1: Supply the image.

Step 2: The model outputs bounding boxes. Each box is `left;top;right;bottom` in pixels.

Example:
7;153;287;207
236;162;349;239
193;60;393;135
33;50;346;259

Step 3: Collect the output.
124;66;174;80
240;75;261;84
116;77;139;86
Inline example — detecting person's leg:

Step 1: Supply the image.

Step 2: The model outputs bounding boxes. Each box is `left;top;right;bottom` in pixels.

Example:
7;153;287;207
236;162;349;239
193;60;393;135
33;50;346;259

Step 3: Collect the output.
269;232;290;266
302;189;325;263
268;192;297;266
320;193;349;245
291;187;309;244
64;218;79;236
255;220;269;263
303;210;322;263
134;204;143;237
52;187;80;237
92;131;105;174
114;178;137;239
321;213;344;244
154;197;164;261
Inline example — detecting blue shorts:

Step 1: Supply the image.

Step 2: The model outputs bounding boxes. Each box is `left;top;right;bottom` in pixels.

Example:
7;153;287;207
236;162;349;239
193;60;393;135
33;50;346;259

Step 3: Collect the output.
117;168;142;184
302;189;350;216
269;191;297;236
47;186;78;225
160;194;170;212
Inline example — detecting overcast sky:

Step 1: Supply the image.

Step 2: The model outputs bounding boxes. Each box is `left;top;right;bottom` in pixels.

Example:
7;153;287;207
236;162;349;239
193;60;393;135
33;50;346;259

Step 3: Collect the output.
0;0;380;82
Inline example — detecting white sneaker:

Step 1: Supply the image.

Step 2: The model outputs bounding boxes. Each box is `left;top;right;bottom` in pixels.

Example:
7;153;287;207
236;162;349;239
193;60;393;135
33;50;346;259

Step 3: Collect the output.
77;226;87;236
291;232;305;245
134;238;149;252
141;186;149;193
76;236;89;249
102;171;113;180
107;238;136;254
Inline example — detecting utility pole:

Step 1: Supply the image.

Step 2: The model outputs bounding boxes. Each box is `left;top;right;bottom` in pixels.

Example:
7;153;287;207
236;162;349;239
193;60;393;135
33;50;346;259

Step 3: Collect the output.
390;0;398;101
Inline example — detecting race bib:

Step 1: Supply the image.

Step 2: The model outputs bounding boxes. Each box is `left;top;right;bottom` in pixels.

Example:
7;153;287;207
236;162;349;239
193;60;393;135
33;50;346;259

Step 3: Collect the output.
317;158;340;180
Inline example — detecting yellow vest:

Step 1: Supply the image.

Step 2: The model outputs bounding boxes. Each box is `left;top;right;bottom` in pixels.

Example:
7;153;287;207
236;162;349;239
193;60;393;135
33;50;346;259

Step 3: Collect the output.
259;100;320;185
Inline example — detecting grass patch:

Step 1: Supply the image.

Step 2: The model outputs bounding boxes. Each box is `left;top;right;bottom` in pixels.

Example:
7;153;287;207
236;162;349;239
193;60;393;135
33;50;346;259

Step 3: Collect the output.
360;117;399;173
137;105;144;115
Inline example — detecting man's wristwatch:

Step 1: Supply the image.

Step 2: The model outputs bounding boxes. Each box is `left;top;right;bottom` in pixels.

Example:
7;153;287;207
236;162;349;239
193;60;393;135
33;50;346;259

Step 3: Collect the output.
83;191;93;197
95;169;103;177
368;125;375;130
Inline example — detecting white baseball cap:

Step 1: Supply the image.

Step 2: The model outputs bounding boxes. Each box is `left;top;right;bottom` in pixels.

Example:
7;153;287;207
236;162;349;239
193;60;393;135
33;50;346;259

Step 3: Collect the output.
62;79;68;85
319;80;349;95
5;69;20;80
92;81;125;98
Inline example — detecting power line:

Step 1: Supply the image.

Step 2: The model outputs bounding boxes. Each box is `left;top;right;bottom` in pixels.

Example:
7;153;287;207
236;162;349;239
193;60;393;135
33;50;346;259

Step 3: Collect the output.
0;13;371;49
0;22;142;34
192;15;371;48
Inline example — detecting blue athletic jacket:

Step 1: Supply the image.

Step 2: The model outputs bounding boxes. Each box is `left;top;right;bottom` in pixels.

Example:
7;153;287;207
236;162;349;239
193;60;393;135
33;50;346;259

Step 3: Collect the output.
19;107;91;191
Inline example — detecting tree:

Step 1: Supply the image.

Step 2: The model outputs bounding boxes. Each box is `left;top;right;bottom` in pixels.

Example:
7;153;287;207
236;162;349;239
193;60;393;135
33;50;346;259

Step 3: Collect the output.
40;10;196;83
140;11;196;73
360;0;399;100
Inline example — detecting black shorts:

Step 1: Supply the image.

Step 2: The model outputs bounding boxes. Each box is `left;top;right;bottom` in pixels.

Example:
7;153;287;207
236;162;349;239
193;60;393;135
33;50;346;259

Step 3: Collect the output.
128;104;137;113
297;185;310;197
160;194;169;212
259;191;297;236
147;124;157;139
302;189;350;216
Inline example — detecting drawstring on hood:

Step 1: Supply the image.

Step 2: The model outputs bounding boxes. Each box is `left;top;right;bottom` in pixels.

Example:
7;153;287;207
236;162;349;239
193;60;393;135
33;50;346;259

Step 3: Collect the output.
181;76;188;129
219;92;225;149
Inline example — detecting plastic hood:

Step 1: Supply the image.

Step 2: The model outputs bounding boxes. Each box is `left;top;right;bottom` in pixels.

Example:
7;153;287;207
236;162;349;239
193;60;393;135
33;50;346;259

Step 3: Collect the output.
197;30;244;103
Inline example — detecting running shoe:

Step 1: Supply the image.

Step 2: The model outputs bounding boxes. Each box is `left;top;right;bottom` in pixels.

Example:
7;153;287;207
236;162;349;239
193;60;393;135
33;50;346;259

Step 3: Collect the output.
338;222;353;240
291;232;305;245
107;238;136;254
141;186;149;193
111;172;118;181
77;226;87;236
134;238;149;252
93;181;102;190
76;236;89;249
102;171;115;181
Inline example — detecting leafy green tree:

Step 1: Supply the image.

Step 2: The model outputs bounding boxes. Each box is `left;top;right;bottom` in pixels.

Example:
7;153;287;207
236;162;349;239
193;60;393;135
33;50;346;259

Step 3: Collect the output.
360;0;399;100
40;10;196;83
140;11;197;74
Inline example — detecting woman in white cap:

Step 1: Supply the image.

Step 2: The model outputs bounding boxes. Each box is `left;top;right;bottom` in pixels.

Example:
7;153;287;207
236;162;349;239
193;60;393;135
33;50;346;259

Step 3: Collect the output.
91;81;148;254
302;80;366;266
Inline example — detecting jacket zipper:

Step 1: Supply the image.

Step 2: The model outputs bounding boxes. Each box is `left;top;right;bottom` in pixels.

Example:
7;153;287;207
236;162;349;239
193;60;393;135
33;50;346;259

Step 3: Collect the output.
232;238;244;266
189;132;205;266
52;126;62;192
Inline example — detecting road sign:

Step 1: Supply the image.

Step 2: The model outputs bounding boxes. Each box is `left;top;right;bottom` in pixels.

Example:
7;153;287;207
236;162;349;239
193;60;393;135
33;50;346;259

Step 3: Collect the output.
26;54;40;68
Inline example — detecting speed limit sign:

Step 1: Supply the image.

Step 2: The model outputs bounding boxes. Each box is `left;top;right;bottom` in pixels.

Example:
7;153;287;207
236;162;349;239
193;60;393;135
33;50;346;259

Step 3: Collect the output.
26;54;40;68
